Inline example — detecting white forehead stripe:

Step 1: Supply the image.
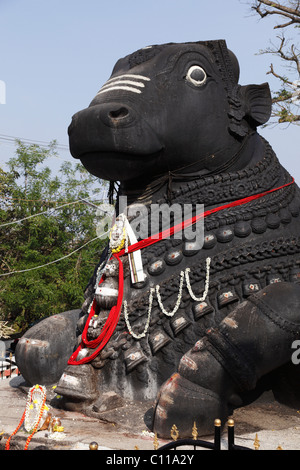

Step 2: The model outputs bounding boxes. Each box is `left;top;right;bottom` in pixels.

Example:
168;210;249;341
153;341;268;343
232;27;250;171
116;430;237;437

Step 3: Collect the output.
106;74;150;84
98;85;142;95
99;79;145;92
97;73;150;96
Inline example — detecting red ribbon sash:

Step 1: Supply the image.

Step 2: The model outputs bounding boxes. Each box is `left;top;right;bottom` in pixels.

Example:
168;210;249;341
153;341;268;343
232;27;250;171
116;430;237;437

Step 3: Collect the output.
68;253;124;365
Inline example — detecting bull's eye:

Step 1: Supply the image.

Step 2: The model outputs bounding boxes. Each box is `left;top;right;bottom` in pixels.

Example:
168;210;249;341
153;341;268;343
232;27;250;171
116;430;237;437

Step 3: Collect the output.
186;65;207;86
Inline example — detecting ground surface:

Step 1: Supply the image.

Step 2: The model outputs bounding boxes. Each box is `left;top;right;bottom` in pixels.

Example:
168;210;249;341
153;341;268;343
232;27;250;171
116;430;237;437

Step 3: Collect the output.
1;374;300;451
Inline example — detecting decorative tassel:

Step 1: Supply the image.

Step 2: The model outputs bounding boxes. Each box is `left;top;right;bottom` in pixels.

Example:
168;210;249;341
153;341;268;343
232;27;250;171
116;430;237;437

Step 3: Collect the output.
108;181;115;205
167;171;173;203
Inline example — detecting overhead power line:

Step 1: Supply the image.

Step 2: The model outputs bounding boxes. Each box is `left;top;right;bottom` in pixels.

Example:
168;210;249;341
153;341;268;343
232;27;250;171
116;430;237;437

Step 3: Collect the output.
0;196;110;229
0;234;108;277
0;134;69;151
0;199;84;228
0;195;105;204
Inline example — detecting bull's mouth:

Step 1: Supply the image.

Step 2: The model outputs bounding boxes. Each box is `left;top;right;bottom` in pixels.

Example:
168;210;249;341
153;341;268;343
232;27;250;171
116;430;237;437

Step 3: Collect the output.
79;149;166;182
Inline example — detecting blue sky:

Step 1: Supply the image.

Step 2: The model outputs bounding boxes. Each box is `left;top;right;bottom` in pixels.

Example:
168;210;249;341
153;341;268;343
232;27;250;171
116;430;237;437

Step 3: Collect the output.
0;0;299;182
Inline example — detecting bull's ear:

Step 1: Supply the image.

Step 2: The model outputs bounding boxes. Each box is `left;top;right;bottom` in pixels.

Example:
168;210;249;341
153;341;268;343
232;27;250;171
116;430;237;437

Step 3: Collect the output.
228;83;272;137
240;83;272;126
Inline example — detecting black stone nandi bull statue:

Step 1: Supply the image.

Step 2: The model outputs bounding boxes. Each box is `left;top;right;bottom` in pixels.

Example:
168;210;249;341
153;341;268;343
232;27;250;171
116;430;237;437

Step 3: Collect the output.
15;40;300;438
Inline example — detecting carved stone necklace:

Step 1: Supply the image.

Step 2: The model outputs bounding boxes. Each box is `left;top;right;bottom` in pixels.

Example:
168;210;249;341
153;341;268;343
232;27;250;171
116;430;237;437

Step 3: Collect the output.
68;168;295;366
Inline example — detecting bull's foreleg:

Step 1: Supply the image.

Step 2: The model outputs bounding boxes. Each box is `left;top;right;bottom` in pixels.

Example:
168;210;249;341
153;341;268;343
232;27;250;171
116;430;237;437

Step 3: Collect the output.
151;282;300;437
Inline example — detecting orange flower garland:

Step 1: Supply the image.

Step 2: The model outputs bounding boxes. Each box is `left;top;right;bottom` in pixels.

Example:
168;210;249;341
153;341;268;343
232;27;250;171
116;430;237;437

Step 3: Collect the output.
4;409;27;450
5;384;47;450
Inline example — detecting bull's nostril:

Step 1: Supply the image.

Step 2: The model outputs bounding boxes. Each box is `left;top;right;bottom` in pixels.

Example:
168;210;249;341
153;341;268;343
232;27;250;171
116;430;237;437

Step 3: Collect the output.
109;107;129;120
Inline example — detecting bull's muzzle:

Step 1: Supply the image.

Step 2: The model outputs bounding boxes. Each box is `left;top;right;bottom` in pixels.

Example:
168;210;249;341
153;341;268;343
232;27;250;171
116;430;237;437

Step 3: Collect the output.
93;102;135;128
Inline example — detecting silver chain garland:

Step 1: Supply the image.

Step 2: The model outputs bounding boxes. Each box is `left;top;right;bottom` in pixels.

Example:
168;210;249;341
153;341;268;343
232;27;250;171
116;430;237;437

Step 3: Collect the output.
123;257;211;339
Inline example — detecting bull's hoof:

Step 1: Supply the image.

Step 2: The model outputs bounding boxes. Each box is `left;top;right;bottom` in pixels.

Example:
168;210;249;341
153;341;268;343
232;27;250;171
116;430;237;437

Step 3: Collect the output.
55;363;98;411
15;309;81;385
151;373;228;438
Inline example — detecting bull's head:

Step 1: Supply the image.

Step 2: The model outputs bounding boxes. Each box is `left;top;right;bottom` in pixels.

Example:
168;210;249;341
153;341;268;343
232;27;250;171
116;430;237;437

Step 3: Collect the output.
68;40;272;185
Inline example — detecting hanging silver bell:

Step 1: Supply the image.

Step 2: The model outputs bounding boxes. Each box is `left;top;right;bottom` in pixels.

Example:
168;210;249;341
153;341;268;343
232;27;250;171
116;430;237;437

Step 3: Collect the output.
77;313;88;332
124;344;147;372
95;277;119;309
192;300;214;320
104;257;119;277
149;329;172;354
170;312;190;335
76;347;90;361
81;297;92;314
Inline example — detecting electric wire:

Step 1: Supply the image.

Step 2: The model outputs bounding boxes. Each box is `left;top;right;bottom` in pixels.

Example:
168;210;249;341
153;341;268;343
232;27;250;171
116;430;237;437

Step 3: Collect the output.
0;195;111;228
0;133;72;163
0;134;69;151
0;233;109;277
0;198;92;228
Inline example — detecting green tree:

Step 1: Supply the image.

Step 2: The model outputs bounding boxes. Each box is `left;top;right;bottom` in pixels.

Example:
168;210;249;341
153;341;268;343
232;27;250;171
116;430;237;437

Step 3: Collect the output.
0;140;109;332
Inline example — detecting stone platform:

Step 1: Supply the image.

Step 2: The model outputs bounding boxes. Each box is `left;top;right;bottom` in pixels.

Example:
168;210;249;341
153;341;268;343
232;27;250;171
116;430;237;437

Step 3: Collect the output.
1;374;300;451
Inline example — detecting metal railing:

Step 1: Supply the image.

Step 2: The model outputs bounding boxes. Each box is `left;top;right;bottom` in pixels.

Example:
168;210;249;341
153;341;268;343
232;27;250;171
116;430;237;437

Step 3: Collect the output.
157;419;252;451
0;353;19;380
0;340;19;380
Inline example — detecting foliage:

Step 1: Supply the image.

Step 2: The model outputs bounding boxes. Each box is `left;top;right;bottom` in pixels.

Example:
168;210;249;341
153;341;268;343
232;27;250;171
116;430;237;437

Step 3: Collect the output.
0;140;109;332
251;0;300;125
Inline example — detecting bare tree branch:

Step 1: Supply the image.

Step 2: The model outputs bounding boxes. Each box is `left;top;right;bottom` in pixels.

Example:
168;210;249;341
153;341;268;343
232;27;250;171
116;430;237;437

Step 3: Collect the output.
253;0;300;28
249;1;300;125
259;34;300;77
267;63;294;87
275;36;300;72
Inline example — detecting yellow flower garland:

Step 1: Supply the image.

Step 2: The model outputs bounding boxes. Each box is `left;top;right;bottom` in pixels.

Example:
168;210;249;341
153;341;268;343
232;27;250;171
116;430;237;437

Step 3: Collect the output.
109;223;126;253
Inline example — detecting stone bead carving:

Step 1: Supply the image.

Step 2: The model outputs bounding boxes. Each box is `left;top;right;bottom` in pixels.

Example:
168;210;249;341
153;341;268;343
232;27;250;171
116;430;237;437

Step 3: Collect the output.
266;213;281;229
234;220;251;238
203;233;217;249
148;259;166;276
280;208;292;224
183;241;200;256
216;227;234;243
251;218;267;234
165;249;183;265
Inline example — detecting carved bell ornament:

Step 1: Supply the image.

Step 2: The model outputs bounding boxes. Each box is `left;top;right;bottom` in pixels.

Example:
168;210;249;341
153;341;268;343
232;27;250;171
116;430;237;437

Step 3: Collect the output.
94;277;119;309
124;344;147;372
170;312;190;335
149;330;172;354
104;257;119;277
